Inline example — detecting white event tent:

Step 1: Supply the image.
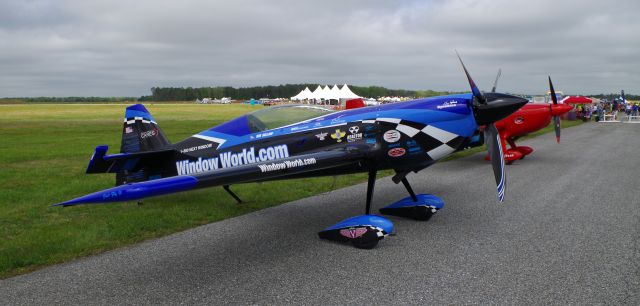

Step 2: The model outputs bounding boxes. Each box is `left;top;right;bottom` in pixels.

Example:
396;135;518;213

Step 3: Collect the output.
329;85;341;100
339;83;360;99
290;87;313;100
311;85;324;100
290;84;361;103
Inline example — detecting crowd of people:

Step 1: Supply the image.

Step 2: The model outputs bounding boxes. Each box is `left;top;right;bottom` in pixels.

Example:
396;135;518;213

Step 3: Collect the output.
587;99;640;121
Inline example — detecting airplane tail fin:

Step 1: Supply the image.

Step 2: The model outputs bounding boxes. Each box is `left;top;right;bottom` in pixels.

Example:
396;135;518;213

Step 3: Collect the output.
345;98;365;109
115;104;173;185
121;104;170;153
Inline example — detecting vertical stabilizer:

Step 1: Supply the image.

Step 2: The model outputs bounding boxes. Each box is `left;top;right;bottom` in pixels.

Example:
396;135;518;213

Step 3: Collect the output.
117;104;172;185
121;104;170;153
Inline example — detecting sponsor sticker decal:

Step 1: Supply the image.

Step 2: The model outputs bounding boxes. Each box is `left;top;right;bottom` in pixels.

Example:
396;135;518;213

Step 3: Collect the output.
257;157;317;173
140;129;158;139
102;190;123;200
339;227;368;239
406;139;422;154
437;100;459;109
349;126;360;134
315;132;328;141
255;131;274;139
514;117;524;124
331;129;346;142
388;147;406;157
364;130;377;144
330;118;345;125
176;144;289;175
347;133;363;143
383;130;401;143
180;143;214;154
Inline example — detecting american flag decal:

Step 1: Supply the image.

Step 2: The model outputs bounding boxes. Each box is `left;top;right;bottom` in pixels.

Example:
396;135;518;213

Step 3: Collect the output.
125;127;133;134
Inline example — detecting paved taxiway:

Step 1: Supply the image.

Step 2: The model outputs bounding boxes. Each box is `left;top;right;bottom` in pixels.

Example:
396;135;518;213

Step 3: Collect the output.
1;122;639;305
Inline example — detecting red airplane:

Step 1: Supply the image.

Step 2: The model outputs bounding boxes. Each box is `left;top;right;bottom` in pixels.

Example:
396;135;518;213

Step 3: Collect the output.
485;76;573;163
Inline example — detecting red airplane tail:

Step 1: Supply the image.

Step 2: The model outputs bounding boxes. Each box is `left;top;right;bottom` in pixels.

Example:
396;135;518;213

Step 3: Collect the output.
345;98;365;109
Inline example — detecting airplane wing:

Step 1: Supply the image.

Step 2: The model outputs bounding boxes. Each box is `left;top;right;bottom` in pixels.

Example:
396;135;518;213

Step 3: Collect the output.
55;146;369;207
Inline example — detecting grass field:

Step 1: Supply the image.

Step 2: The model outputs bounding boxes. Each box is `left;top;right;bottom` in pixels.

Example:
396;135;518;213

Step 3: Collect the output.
0;103;583;278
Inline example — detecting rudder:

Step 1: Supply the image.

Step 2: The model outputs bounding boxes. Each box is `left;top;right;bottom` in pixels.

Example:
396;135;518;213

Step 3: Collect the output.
121;104;170;153
118;104;173;185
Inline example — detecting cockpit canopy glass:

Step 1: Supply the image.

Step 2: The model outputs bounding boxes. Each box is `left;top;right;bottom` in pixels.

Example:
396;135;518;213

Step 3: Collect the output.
246;105;334;132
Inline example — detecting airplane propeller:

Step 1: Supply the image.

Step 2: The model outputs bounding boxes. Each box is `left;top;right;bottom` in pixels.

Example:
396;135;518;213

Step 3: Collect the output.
455;52;525;202
548;76;561;143
491;68;501;93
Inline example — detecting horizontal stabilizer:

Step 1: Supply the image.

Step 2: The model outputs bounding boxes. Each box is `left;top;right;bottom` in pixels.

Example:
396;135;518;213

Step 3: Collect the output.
86;145;176;174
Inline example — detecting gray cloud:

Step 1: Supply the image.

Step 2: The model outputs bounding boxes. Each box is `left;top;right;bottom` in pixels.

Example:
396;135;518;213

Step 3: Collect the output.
0;0;638;97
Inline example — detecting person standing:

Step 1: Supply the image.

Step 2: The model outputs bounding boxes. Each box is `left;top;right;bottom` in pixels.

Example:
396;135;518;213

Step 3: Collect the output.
597;104;603;121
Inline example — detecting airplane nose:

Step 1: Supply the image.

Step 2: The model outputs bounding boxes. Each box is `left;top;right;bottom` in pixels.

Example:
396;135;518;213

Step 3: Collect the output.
473;92;529;125
551;103;573;116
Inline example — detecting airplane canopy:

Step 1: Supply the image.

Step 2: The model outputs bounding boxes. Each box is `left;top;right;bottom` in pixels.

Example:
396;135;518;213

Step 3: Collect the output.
211;105;334;135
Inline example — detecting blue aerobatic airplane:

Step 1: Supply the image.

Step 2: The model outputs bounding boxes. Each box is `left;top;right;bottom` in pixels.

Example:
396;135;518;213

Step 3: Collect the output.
56;56;527;249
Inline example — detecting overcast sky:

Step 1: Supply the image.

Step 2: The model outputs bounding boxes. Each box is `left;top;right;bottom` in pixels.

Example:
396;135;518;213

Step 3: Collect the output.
1;0;638;97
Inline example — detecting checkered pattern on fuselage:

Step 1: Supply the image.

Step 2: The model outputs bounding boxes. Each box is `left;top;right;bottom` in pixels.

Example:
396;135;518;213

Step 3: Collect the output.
360;118;466;160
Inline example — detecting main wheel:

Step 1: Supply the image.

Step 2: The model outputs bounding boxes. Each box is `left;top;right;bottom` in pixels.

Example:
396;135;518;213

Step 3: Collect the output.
352;237;379;249
351;231;380;249
413;206;434;221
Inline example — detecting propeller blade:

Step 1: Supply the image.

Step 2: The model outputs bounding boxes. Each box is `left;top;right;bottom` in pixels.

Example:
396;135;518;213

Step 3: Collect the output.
548;76;558;105
549;76;561;143
484;124;506;202
491;68;502;93
455;53;522;202
554;115;561;143
456;50;486;104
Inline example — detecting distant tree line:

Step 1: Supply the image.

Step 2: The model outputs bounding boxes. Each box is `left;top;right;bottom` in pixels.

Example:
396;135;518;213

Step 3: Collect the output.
591;93;639;101
21;97;138;103
139;84;456;101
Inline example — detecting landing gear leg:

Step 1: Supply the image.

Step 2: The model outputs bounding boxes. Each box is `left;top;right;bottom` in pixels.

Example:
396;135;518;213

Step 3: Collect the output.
401;178;418;202
223;185;242;204
365;166;377;215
